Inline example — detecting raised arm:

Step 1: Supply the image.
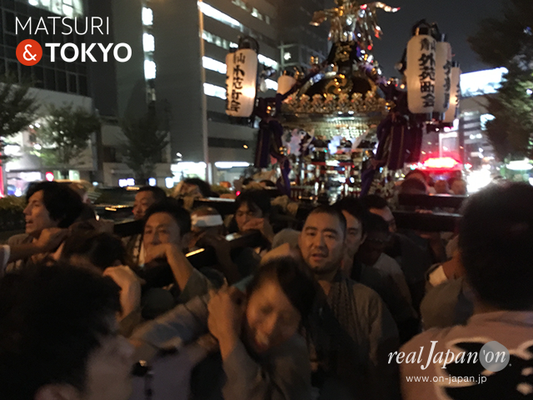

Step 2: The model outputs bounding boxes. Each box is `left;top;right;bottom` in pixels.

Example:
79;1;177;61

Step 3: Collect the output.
130;293;211;360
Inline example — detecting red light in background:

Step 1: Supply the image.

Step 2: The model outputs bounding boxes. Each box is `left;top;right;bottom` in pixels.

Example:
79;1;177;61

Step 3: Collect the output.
235;191;241;197
45;172;54;181
422;157;460;169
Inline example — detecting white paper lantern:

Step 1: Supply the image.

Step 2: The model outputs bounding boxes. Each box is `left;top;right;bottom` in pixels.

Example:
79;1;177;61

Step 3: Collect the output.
434;40;452;113
225;49;258;117
277;74;297;96
444;64;461;124
406;33;437;115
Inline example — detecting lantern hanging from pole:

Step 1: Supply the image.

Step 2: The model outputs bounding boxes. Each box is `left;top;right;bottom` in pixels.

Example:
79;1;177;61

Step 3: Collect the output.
434;35;452;115
277;72;297;97
225;48;258;118
444;62;461;124
405;26;437;116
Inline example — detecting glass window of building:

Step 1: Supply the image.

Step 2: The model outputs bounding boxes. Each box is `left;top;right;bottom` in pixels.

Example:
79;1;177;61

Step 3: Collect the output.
27;0;84;18
232;0;249;11
204;83;226;100
143;33;155;52
251;8;263;21
142;7;154;26
144;60;156;80
202;56;227;74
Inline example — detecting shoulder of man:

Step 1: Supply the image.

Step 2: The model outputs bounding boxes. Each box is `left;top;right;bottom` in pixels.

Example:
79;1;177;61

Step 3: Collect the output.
345;278;384;301
377;253;404;272
400;326;448;355
345;278;399;335
7;233;32;246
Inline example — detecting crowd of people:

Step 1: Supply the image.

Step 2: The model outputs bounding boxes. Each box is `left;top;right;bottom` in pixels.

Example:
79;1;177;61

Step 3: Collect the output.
0;174;531;400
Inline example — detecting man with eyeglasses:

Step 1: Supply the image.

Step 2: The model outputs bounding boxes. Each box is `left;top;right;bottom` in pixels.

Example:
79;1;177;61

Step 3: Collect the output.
336;199;418;343
361;194;432;312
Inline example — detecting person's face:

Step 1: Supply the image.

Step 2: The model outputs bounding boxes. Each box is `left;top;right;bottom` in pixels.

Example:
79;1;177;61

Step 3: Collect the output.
180;183;202;198
298;212;345;277
81;319;135;400
409;172;427;184
358;230;390;265
235;202;262;232
143;212;181;251
434;180;449;194
342;211;365;260
244;279;301;354
451;180;467;195
24;190;58;236
133;191;156;220
368;207;397;233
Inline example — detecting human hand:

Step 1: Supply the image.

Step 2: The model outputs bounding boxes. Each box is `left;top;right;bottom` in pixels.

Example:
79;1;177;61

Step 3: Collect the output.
103;265;142;317
442;250;464;280
35;228;68;252
195;333;219;353
144;243;175;264
242;218;274;242
261;243;301;265
207;286;246;345
197;234;231;261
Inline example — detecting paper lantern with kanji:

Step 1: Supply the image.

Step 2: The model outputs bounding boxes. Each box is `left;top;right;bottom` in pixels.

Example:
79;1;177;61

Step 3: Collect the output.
434;39;452;113
225;49;258;117
405;32;437;115
444;64;461;124
277;74;297;97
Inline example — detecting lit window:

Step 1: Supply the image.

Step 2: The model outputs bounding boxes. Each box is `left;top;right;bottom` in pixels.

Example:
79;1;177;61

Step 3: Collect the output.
28;0;83;18
165;177;175;188
202;30;237;51
202;30;276;69
198;1;242;30
62;4;73;17
143;33;155;52
144;60;156;80
204;83;226;100
215;161;250;168
251;8;263;20
265;79;278;91
119;178;136;187
147;87;156;102
460;67;507;98
142;7;153;26
202;31;213;43
232;0;248;11
202;56;227;74
258;54;278;69
480;114;495;131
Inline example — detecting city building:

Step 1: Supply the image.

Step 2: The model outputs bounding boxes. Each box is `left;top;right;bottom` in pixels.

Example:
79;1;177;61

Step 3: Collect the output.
107;0;331;187
106;0;282;187
438;68;505;169
1;0;333;192
278;0;329;71
0;0;95;195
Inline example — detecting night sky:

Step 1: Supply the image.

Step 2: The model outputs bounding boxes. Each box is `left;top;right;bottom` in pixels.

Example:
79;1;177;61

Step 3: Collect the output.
359;0;505;77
